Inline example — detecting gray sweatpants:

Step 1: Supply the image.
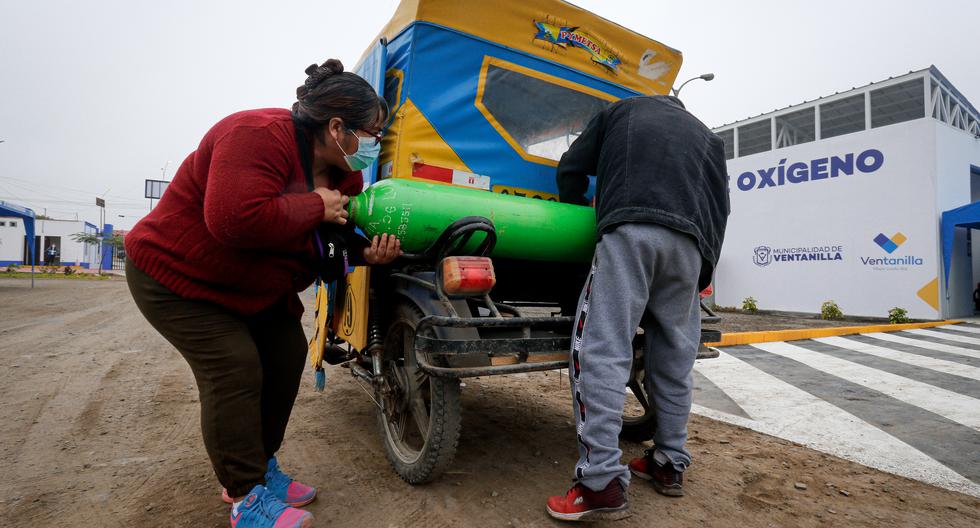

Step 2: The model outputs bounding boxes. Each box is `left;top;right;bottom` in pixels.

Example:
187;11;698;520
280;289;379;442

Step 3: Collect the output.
569;223;702;491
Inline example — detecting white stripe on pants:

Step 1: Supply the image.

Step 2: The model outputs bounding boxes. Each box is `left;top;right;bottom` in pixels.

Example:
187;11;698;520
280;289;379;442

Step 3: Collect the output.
569;223;702;491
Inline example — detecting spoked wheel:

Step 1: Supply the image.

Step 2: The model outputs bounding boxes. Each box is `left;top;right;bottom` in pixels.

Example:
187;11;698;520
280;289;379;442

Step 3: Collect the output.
375;303;461;484
621;332;657;442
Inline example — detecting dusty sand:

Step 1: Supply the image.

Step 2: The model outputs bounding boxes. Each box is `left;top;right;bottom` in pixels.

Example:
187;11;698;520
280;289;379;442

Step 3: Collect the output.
712;309;885;334
1;278;977;527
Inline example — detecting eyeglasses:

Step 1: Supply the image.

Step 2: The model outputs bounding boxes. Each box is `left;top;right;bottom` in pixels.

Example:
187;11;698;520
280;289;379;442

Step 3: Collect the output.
347;128;384;146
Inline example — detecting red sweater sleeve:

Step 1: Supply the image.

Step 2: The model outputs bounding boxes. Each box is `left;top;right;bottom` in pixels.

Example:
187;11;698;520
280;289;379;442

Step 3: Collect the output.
204;125;324;251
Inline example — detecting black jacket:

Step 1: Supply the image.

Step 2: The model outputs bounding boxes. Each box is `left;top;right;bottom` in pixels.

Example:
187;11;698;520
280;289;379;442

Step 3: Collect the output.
557;95;730;289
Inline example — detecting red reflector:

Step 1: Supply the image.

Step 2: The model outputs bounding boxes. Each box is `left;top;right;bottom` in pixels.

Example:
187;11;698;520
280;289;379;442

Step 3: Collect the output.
440;257;496;295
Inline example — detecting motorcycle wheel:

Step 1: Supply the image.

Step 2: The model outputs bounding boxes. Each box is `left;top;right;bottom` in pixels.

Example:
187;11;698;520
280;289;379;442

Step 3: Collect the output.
375;302;462;484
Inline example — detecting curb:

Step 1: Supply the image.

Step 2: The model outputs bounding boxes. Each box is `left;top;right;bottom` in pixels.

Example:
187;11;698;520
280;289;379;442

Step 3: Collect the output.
705;320;963;347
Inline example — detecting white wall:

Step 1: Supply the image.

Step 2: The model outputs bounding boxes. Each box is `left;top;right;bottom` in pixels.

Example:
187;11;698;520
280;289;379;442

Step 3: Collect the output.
934;122;980;317
0;217;27;263
35;219;98;267
0;217;101;267
716;119;942;319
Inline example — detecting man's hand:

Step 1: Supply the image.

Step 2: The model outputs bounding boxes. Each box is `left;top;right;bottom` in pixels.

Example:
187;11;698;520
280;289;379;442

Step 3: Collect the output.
314;187;349;225
363;234;403;265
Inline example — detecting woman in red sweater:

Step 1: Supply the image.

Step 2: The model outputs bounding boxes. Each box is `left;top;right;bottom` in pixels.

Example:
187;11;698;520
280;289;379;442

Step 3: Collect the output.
125;59;398;528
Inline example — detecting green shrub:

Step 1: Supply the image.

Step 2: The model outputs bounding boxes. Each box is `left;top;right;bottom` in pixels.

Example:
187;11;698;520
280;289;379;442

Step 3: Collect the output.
742;296;758;313
888;307;910;324
821;300;843;320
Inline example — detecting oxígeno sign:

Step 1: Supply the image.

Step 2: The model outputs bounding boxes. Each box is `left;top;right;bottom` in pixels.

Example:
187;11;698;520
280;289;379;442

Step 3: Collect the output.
736;149;884;192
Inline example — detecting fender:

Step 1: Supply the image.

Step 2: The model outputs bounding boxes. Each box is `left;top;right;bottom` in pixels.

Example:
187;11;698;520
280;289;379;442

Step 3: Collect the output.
391;271;480;342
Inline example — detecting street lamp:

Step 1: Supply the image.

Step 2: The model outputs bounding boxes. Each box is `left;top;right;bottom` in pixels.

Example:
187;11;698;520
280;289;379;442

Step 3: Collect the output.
672;73;715;98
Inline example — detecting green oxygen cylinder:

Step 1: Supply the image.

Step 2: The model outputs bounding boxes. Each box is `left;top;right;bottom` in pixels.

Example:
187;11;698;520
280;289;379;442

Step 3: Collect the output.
347;179;596;262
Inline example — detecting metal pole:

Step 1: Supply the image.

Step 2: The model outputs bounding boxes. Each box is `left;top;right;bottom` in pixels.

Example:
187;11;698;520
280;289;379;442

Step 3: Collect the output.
40;208;48;268
98;206;103;275
671;73;715;98
672;78;696;97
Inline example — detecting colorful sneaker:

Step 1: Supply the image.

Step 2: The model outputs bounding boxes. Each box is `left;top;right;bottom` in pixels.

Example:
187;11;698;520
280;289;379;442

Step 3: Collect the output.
546;480;630;522
629;451;684;497
229;485;312;528
223;457;318;507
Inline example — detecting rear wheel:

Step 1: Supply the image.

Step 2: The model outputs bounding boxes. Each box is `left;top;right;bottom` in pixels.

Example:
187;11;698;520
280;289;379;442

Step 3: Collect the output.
375;302;461;484
621;332;657;442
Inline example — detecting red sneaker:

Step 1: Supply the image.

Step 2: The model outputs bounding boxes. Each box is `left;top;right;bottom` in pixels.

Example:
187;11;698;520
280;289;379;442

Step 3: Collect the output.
629;452;684;497
546;480;630;522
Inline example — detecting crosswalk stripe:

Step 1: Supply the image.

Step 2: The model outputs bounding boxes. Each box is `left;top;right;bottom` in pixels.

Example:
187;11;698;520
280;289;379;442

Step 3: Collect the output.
927;326;980;341
907;328;980;346
752;341;980;431
847;332;980;368
896;330;980;352
895;332;980;352
729;345;980;486
694;351;980;497
848;334;980;368
692;369;751;419
814;336;980;382
796;339;980;401
867;332;980;360
938;324;980;335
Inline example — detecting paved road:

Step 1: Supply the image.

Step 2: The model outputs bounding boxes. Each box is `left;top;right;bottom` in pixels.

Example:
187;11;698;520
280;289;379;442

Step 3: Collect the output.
693;323;980;498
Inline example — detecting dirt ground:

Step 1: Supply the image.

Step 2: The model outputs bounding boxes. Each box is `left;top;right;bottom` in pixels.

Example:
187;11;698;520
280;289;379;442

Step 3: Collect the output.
712;309;880;334
2;278;978;527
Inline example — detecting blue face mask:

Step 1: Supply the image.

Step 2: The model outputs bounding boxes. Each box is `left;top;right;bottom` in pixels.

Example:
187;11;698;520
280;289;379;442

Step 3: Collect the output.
335;129;381;171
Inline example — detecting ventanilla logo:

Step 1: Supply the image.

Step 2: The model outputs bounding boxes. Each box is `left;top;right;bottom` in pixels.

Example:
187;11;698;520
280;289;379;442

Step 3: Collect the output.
873;232;907;254
862;232;923;268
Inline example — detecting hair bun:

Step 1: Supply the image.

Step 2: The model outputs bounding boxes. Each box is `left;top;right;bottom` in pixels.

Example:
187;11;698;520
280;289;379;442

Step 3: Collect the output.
296;85;310;101
302;59;346;92
323;59;344;74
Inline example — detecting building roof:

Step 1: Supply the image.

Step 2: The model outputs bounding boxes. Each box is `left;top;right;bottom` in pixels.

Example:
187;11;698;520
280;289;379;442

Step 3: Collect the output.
714;66;977;130
712;66;979;160
929;66;978;118
0;199;35;218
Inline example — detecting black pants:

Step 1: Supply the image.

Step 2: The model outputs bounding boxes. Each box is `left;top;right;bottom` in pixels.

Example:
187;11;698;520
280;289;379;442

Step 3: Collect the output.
126;260;307;497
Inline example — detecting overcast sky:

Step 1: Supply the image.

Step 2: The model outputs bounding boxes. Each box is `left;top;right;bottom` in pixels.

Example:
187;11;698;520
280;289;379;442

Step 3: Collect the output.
2;0;978;229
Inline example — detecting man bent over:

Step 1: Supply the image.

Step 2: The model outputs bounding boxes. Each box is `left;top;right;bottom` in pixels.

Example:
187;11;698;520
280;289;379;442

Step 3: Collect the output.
546;95;729;522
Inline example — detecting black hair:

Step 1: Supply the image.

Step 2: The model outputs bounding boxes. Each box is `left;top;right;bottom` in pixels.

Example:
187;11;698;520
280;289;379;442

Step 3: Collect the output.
292;58;389;138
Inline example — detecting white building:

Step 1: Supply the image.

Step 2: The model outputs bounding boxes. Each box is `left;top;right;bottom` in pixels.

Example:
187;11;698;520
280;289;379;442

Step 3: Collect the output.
713;66;980;320
0;217;99;268
0;217;28;265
